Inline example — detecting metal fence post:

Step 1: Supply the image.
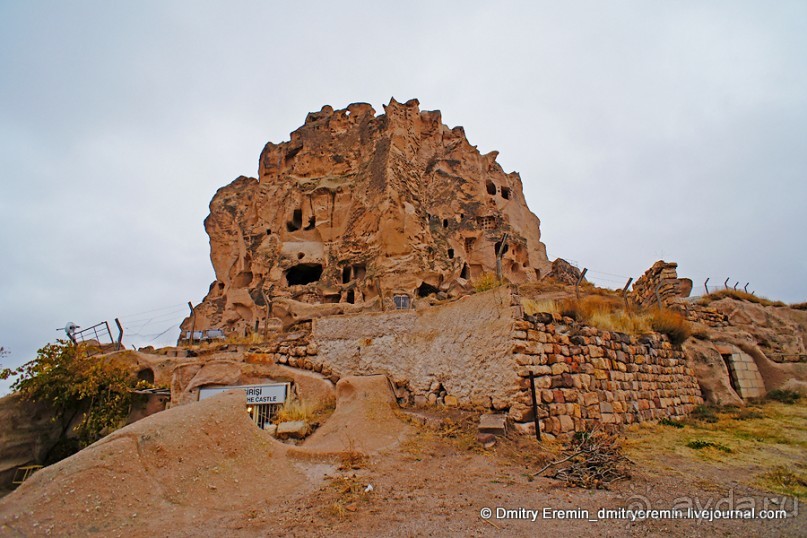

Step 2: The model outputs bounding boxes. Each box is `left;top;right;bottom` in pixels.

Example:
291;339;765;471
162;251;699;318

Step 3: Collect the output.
575;268;588;301
114;318;123;350
621;277;633;310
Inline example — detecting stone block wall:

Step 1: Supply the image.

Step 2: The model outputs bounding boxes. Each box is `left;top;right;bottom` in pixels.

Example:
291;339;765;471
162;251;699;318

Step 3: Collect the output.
509;313;703;437
670;302;729;328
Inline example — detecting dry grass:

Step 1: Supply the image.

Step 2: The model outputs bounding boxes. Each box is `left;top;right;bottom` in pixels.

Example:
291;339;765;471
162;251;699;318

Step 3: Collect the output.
791;302;807;311
522;299;560;316
275;396;335;425
623;400;807;498
589;310;651;334
699;289;786;308
473;272;503;292
757;466;807;499
526;295;692;343
648;309;691;345
327;474;373;518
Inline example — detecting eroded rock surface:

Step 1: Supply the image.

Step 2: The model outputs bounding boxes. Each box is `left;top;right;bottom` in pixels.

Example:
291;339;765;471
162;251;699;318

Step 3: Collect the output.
184;98;550;335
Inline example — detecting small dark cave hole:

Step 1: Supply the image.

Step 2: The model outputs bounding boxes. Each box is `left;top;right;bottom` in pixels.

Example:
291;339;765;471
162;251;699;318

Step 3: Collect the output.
285;263;323;285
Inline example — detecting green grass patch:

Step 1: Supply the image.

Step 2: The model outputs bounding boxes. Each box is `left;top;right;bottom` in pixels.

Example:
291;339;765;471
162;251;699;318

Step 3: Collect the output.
658;417;685;428
687;439;733;453
767;389;801;405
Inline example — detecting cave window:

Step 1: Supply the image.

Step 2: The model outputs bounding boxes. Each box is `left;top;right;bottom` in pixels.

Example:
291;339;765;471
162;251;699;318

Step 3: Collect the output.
304;216;316;230
137;368;155;384
346;290;355;304
476;216;497;230
535;269;541;280
485;180;496;196
394;294;410;310
494;240;509;257
286;209;303;232
501;187;511;200
461;263;470;279
417;282;440;298
448;248;454;259
353;264;366;280
266;228;272;235
285;263;323;285
442;218;449;228
342;266;352;284
323;294;341;304
297;252;305;260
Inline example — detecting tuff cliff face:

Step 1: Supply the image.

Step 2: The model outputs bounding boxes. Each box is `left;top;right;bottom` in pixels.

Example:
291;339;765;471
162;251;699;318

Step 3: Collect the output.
185;98;550;335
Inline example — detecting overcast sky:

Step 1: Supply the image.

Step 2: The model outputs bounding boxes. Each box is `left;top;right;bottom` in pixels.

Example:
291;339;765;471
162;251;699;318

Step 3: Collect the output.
1;1;805;393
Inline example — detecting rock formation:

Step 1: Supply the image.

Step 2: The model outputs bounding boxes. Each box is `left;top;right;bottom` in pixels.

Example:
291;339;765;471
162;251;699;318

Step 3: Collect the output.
629;260;693;309
183;98;550;335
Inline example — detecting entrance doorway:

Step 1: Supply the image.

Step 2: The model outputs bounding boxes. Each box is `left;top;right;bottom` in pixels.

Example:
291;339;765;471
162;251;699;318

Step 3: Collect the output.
247;403;281;429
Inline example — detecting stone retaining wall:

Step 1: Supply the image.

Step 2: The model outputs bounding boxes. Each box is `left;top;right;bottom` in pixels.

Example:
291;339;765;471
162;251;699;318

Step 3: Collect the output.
509;313;703;437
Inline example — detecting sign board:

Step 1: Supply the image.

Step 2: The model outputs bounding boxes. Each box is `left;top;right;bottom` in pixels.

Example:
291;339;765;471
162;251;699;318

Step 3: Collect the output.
198;383;288;405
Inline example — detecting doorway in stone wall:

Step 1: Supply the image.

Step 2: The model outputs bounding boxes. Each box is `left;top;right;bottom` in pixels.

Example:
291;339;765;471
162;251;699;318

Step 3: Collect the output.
720;353;741;394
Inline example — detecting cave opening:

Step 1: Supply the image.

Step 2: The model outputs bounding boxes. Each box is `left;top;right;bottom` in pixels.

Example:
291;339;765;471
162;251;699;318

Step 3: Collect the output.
417;282;440;298
342;266;352;284
461;263;470;279
137;368;155;384
286;209;303;232
501;186;511;199
304;216;316;230
485;180;496;196
448;248;454;259
285;263;323;285
346;289;355;304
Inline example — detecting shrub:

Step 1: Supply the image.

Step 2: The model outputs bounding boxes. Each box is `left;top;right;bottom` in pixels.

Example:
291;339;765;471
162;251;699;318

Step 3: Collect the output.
648;309;691;345
767;389;801;405
0;341;138;449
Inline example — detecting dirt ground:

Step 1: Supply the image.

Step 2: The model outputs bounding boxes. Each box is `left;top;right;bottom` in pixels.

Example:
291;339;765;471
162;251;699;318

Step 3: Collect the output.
0;384;804;537
210;403;807;538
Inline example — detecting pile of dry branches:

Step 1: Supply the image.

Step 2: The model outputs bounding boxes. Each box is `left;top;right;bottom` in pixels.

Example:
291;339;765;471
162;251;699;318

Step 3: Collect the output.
534;428;631;489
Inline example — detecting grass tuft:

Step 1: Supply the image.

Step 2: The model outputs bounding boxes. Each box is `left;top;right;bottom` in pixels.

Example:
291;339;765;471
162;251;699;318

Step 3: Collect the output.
659;417;685;428
767;389;801;405
687;439;732;453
